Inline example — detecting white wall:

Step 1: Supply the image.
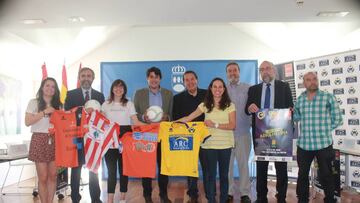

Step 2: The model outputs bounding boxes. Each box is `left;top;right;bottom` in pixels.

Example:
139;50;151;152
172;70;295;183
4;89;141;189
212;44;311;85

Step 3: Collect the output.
1;22;360;187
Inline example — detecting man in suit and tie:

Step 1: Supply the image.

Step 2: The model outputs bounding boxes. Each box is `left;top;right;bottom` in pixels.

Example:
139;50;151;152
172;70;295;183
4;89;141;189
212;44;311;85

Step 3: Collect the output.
245;61;293;203
133;66;173;203
64;67;105;203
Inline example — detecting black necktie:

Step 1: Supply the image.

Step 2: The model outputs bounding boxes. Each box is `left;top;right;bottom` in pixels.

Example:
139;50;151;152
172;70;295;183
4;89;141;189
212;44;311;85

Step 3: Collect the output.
264;83;271;108
85;91;89;102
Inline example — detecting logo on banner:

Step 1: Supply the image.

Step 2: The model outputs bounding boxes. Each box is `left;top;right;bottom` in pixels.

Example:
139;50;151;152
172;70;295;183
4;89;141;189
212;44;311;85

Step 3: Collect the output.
346;76;357;83
348;119;360;125
320;80;330;86
351;181;360;188
347;65;355;73
347;98;358;104
333;57;341;64
351;160;360;167
334;77;342;85
348;87;356;94
344;54;356;62
319;59;329;66
336;97;343;105
296;64;306;70
350;107;357;116
309;61;316;69
321;69;328;77
171;65;186;92
298;73;304;80
335;129;346;136
337;139;343;145
353;170;360;178
351;129;359;137
332;68;343;75
333;88;344;95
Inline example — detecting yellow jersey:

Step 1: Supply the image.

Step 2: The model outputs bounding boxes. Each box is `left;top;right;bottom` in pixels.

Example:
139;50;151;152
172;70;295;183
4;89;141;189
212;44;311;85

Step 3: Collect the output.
158;122;210;177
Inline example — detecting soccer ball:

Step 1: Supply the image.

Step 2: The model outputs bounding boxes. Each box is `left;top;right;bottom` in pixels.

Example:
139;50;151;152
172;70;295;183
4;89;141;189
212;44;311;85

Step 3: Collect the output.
85;99;101;111
146;105;163;123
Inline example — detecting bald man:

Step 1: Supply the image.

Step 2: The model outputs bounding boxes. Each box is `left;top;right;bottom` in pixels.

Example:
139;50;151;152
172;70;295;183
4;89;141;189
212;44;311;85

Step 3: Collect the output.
294;72;342;203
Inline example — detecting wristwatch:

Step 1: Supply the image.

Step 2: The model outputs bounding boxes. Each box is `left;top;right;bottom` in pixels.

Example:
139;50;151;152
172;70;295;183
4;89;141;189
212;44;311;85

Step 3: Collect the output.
214;123;219;129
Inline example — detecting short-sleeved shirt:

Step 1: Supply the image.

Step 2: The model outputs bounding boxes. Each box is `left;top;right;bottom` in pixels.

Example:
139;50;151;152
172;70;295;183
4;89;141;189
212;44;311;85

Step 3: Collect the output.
26;99;50;133
101;101;137;125
158;122;210;177
120;124;159;178
198;102;235;149
101;101;137;149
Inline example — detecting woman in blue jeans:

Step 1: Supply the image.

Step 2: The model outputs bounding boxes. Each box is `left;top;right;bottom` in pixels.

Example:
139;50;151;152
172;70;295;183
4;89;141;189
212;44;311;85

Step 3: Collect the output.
180;77;236;203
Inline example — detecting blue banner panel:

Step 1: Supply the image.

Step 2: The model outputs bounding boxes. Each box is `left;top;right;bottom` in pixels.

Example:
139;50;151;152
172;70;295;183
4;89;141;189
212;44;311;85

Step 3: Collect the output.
101;60;258;99
100;60;258;179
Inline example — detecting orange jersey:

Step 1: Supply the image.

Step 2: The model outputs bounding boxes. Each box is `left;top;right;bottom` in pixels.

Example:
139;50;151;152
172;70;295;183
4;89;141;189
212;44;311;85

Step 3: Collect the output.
120;124;159;178
49;107;87;167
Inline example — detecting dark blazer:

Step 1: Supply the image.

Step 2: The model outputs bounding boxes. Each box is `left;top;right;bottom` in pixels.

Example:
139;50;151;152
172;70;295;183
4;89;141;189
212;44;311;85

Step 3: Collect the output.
245;80;294;141
64;88;105;110
64;88;105;164
133;87;173;122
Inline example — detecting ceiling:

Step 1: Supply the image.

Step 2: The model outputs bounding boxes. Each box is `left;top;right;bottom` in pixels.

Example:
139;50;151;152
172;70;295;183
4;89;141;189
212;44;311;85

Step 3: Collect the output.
1;0;360;28
0;0;360;69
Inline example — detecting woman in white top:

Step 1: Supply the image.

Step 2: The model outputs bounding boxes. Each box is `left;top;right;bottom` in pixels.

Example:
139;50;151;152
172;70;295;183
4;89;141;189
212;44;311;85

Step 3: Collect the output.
101;79;143;203
25;77;62;203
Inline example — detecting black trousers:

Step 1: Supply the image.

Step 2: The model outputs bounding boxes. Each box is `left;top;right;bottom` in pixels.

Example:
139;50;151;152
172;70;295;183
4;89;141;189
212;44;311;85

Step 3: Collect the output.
296;145;336;203
256;161;288;203
70;166;101;203
104;149;128;193
142;142;169;198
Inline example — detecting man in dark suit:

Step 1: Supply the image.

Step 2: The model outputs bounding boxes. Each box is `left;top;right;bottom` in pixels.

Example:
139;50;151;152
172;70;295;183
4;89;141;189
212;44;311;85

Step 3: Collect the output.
64;67;105;203
245;61;293;203
172;70;206;203
133;67;173;203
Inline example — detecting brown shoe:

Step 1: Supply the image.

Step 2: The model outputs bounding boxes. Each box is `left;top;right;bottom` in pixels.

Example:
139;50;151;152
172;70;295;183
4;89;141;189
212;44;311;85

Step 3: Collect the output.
241;195;251;203
144;196;153;203
226;195;234;203
187;196;199;203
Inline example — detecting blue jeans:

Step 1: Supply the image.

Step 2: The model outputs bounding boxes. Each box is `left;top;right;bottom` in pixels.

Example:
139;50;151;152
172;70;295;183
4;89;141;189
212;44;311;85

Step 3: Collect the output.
202;148;232;203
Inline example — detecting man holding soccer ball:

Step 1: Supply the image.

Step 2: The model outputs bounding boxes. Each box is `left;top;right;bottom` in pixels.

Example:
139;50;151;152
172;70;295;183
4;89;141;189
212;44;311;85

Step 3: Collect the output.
133;67;173;203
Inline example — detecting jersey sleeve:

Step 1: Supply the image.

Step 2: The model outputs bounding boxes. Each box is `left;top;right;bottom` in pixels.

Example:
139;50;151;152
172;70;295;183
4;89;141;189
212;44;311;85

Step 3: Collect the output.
158;122;165;142
199;122;210;142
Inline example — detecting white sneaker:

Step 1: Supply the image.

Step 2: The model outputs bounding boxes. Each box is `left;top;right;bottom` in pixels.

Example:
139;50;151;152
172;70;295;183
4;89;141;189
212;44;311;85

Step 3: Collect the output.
119;200;126;203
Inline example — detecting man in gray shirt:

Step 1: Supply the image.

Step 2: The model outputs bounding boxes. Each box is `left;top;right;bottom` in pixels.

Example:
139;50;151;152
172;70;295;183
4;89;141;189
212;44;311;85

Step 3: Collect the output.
226;62;252;203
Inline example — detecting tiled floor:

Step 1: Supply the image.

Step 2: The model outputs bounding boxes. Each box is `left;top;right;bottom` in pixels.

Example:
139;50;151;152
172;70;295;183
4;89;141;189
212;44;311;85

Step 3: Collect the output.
0;178;359;203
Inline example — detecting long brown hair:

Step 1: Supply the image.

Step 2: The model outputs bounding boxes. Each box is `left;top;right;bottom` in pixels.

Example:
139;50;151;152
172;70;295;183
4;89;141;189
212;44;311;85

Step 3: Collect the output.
204;77;231;113
108;79;128;106
36;77;61;111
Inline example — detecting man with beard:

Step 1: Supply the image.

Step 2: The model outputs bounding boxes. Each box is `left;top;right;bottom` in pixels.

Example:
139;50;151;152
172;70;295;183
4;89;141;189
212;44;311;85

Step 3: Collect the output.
294;72;342;203
64;67;105;203
245;61;293;203
225;62;252;203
